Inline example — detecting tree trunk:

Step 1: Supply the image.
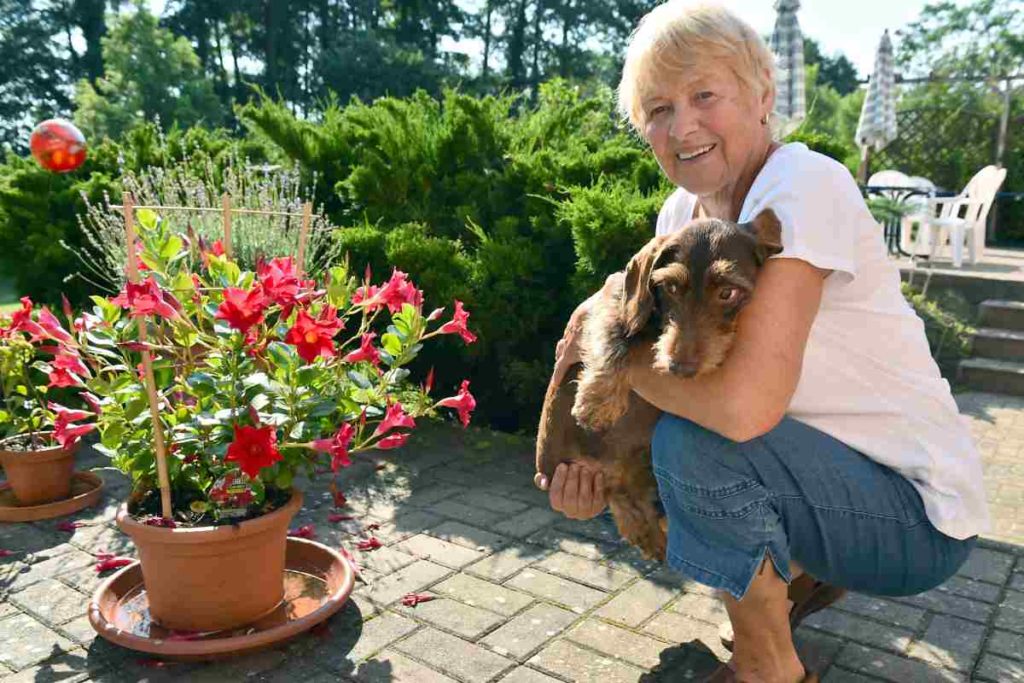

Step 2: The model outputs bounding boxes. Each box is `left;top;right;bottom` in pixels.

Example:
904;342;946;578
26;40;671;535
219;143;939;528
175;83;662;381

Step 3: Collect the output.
507;0;529;89
73;0;106;82
482;0;492;79
530;0;542;101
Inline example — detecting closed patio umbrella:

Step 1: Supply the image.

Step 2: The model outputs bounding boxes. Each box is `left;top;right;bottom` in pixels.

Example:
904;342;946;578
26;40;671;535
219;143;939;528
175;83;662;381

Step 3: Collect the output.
856;30;898;181
770;0;806;133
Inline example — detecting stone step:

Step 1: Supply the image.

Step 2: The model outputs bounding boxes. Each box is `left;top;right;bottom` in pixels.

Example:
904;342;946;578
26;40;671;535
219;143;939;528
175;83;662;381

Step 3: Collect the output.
972;328;1024;361
979;300;1024;331
959;357;1024;396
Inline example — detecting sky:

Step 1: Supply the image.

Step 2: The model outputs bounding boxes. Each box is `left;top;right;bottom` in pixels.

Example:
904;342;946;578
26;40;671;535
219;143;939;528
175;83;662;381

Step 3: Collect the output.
146;0;942;79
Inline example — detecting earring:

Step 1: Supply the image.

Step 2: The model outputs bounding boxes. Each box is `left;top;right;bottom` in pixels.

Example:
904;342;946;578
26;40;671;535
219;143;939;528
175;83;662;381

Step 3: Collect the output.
761;113;769;125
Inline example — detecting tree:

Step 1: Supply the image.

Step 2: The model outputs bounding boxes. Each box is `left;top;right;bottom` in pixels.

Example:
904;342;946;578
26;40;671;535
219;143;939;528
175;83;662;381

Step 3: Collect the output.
0;1;73;150
72;4;226;139
803;37;859;95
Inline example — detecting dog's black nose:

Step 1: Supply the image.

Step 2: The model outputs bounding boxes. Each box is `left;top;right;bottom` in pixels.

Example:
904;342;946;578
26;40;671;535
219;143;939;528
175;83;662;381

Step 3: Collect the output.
669;360;699;377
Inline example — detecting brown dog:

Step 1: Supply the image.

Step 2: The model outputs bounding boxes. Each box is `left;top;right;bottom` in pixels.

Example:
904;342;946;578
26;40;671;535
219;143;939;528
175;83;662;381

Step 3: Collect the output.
536;210;783;560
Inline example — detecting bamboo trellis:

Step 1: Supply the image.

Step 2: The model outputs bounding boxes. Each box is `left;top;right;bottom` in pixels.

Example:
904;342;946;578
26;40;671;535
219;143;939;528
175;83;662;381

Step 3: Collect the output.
120;192;313;519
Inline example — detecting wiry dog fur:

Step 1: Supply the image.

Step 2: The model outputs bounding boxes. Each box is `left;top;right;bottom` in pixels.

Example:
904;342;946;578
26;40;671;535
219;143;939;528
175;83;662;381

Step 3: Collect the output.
536;210;783;560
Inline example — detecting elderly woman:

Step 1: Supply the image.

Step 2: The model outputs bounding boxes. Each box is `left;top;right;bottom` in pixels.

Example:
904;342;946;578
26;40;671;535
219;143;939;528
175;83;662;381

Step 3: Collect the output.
536;2;988;682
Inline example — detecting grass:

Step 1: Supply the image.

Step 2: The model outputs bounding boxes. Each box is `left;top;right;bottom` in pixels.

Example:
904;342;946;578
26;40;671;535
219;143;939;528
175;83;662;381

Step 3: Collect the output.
0;261;21;313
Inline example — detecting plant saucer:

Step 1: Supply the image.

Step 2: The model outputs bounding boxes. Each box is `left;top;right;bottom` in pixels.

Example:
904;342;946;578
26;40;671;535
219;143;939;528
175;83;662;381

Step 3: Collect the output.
0;471;104;522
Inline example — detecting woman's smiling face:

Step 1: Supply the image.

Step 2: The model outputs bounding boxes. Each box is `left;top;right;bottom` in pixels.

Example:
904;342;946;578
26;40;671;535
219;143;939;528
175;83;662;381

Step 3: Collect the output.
642;62;771;197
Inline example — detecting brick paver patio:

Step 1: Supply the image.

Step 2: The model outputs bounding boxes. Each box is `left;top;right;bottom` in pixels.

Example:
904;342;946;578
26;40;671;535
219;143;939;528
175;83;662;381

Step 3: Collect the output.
1;391;1022;682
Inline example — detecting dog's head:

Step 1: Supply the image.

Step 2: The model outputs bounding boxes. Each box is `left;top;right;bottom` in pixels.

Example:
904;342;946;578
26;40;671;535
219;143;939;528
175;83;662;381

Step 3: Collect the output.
620;209;783;377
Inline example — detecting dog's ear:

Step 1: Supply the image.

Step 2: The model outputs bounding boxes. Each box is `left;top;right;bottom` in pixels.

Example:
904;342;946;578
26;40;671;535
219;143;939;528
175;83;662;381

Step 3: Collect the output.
621;234;668;337
740;209;784;263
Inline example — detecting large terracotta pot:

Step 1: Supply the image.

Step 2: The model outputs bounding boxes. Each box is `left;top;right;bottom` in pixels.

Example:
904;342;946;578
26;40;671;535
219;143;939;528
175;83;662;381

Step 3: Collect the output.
116;489;303;633
0;434;78;505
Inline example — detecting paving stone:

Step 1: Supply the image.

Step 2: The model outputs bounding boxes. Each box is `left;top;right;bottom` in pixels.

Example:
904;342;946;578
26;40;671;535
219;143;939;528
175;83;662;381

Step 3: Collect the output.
803;609;913;654
669;592;728;624
526;527;619;560
10;578;88;626
460;490;530;515
596;571;682;627
432;572;534;616
396;533;487;569
836;643;965;682
1012;574;1024;592
427;520;510;551
185;649;288;681
72;526;134;557
792;628;845;676
0;648;103;682
906;615;986;671
55;614;98;647
997;589;1024;634
988;629;1024;662
603;544;662;577
0;612;76;671
466;546;551;583
0;524;65;555
8;548;96;592
0;602;21;619
353;649;457;682
896;586;995;624
534;551;634;592
554;514;624;546
957;547;1015;584
430;500;504;527
358;546;418;575
822;668;889;683
394;593;505;639
372;510;445;545
316;611;419;672
54;562;108;595
492;508;561;539
394;627;513;682
359;560;451;606
933;575;1003;603
497;666;563;683
643;610;731;662
482;603;578;659
401;484;463;508
975;653;1024;682
565;617;670;668
831;593;927;631
529;638;643;683
505;569;607;613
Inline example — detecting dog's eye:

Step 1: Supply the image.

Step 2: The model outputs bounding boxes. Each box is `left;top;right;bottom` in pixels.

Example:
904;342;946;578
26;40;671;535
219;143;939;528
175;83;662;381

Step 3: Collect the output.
666;283;678;294
719;287;738;303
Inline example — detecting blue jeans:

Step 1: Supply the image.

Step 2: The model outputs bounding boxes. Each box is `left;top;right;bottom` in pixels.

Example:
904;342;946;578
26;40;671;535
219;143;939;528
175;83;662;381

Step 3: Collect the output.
651;414;975;600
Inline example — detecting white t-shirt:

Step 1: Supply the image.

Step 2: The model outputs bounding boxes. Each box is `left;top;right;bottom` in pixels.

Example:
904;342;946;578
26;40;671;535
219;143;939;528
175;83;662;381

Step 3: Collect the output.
655;142;989;541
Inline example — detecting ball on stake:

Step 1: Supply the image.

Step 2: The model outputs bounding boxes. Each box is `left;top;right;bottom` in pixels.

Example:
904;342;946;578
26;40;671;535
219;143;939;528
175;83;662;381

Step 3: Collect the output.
30;119;87;173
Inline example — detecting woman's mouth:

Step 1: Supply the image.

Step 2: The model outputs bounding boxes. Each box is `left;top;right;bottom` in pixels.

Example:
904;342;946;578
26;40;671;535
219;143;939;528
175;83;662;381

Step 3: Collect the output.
676;143;716;162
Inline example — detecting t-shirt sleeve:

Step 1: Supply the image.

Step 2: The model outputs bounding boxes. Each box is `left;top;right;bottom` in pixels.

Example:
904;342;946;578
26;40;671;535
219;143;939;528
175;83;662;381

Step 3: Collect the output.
743;153;862;284
655;189;694;237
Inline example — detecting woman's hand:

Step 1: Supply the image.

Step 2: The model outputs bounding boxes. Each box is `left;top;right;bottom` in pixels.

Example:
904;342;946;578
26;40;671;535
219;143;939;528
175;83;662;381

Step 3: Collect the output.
533;462;607;519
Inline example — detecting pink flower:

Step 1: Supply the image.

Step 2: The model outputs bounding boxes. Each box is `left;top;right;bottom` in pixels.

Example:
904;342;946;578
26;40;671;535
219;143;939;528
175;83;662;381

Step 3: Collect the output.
8;297;47;340
373;402;415;437
48;367;80;388
343;333;381;366
56;520;82;532
48;352;88;388
438;300;476;344
80;392;103;416
312;423;355;472
352;269;423;313
110;277;177;319
376;432;409;450
37;307;73;344
95;554;134;573
284;308;342;363
328;513;355;522
437;380;476;428
288;524;316;539
356;537;382;551
401;593;436;607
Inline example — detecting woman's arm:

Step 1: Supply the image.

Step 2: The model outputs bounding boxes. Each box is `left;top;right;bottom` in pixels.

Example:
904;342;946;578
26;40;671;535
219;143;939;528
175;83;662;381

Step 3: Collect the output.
627;258;828;442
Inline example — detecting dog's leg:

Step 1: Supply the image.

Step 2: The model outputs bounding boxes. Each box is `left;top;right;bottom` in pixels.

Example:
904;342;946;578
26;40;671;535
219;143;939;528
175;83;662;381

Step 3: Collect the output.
608;493;666;561
571;363;633;432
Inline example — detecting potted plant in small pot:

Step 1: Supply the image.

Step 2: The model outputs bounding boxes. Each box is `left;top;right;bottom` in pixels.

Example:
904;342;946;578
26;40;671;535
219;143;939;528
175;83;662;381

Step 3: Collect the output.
0;297;97;506
77;205;477;634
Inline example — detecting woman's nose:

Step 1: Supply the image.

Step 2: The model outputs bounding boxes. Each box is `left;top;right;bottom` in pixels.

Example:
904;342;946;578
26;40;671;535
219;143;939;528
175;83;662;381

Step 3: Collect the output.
669;106;699;140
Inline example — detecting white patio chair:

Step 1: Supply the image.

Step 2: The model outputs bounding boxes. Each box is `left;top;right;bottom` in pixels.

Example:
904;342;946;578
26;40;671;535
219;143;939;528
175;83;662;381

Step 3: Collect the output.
900;175;937;255
918;165;1007;267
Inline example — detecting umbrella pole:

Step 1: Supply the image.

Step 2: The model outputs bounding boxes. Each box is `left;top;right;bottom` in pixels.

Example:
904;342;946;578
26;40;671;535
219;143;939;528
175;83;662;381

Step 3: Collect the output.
857;146;872;184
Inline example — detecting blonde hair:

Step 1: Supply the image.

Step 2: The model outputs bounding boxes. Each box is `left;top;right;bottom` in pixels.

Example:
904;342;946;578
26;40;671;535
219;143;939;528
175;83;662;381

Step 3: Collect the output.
617;1;776;132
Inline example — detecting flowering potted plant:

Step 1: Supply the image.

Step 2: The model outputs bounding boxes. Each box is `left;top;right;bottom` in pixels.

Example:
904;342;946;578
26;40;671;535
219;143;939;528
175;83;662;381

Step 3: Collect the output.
0;297;97;505
76;207;477;632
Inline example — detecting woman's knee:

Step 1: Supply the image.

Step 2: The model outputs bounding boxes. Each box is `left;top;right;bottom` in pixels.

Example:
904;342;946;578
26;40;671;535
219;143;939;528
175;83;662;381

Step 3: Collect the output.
651;412;751;487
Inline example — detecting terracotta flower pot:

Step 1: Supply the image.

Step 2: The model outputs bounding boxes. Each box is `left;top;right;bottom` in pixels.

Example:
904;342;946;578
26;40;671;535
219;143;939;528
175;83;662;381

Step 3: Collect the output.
0;434;78;506
116;488;303;633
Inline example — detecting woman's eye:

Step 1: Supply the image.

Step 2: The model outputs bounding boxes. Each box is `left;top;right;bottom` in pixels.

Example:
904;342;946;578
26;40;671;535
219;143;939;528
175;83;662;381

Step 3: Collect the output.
696;91;715;102
649;105;669;117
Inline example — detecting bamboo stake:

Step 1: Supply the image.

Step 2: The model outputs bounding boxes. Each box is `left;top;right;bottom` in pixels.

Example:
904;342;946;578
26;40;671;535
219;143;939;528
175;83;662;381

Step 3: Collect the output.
108;204;307;218
124;193;173;520
221;193;233;259
296;202;312;279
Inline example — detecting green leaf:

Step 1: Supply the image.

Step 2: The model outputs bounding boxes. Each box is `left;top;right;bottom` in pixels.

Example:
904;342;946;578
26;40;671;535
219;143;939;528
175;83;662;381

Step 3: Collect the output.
346;370;372;389
381;333;402;356
90;296;122;324
160;235;184;260
243;372;270;390
136;208;159;231
266;342;299;373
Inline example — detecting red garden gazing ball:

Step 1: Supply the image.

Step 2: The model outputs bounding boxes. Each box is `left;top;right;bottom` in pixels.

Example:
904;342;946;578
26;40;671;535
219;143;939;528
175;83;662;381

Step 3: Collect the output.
29;119;87;173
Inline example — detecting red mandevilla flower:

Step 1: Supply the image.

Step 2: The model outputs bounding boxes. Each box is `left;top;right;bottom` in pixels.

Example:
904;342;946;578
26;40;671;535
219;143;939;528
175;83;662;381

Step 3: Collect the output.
225;424;282;478
9;297;47;340
438;300;477;344
285;309;341;364
215;286;267;333
111;277;178;319
343;332;381;366
376;432;409;450
49;401;96;448
312;422;355;472
258;257;301;310
373;402;415;437
437;379;477;428
37;307;73;345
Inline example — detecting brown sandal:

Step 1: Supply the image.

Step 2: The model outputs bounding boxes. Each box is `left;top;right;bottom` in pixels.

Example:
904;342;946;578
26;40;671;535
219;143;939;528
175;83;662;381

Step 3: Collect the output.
718;574;847;651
